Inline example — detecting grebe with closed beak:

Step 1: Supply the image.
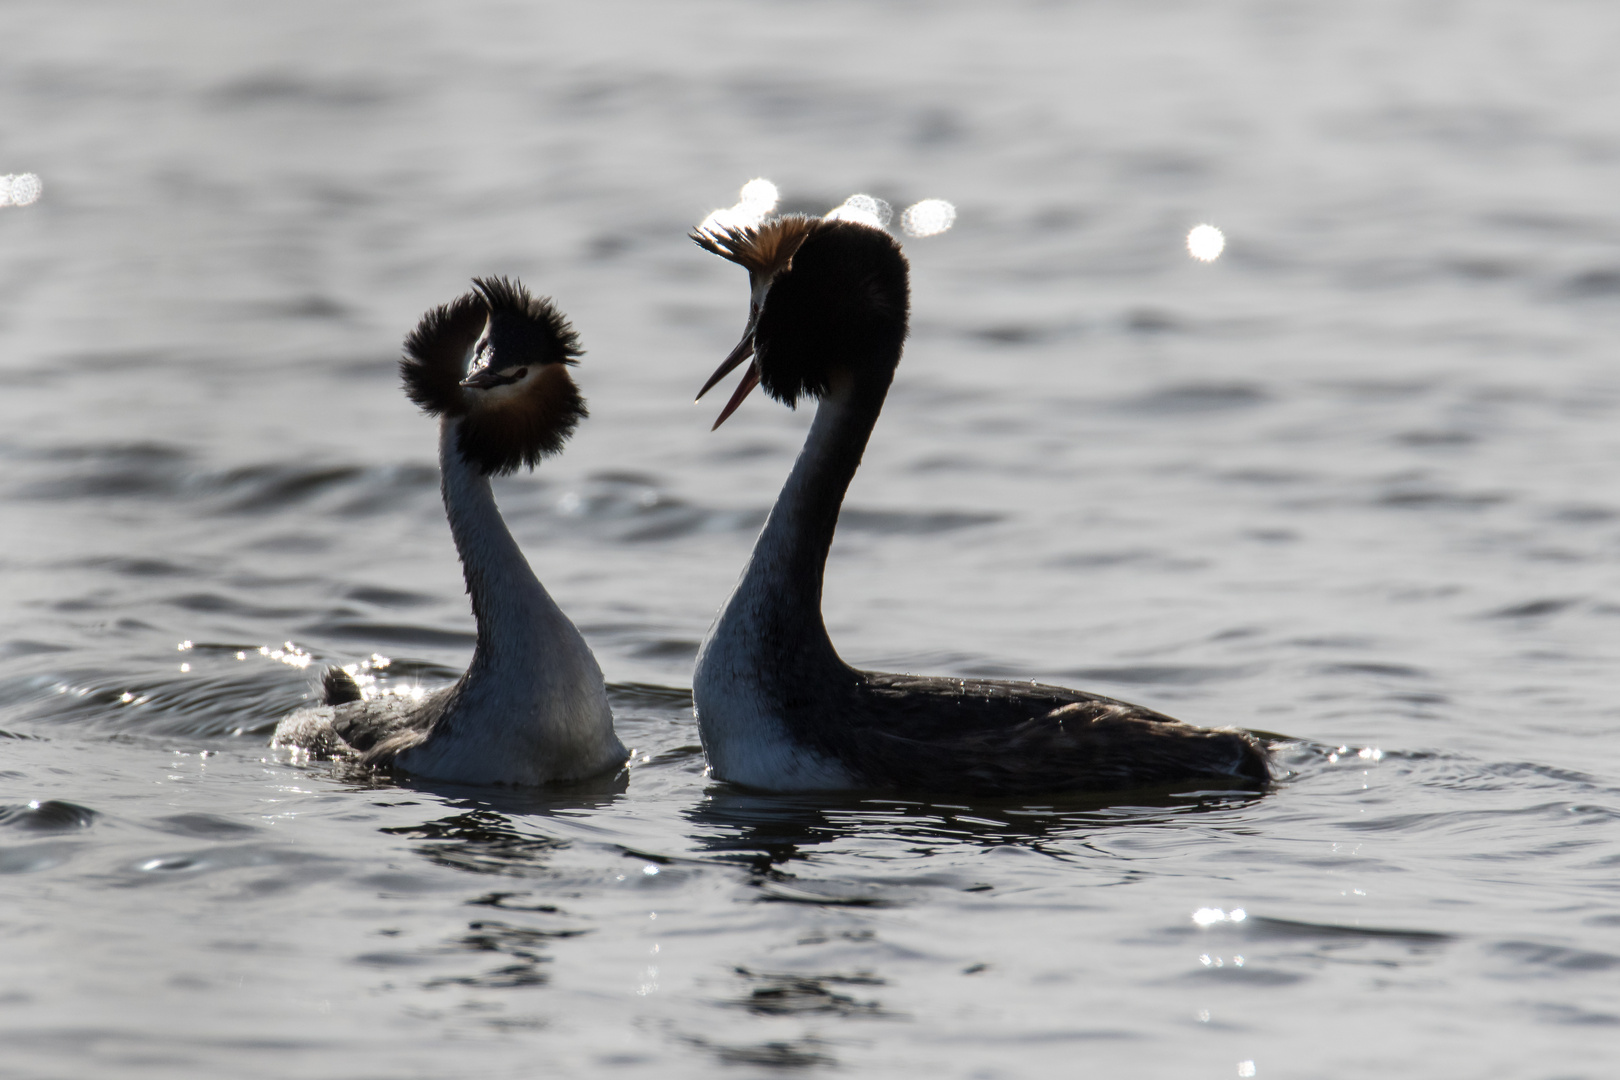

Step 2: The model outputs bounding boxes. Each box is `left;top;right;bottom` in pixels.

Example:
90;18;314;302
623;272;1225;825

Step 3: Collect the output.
274;278;626;785
689;213;1269;795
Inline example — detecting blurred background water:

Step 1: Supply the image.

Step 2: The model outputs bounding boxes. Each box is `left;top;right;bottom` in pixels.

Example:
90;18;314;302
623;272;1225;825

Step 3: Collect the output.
3;1;1620;1076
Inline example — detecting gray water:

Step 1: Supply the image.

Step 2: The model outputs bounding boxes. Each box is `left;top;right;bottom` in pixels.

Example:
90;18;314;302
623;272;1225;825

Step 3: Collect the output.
4;1;1620;1076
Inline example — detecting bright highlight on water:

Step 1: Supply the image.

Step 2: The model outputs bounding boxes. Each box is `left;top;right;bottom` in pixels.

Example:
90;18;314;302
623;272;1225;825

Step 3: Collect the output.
699;180;955;241
825;193;893;228
697;178;780;235
1187;223;1225;261
1192;907;1247;927
0;173;42;207
901;198;956;237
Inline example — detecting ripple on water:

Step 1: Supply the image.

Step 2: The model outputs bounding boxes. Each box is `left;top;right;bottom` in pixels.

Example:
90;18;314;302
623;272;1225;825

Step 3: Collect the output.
0;640;72;662
1490;941;1620;974
4;663;310;738
723;968;894;1018
118;844;338;887
12;449;441;524
342;585;436;609
152;812;262;839
1484;597;1581;619
10;442;192;499
381;810;572;877
1054;663;1259;687
0;841;85;875
296;619;476;650
838;508;1001;534
684;1035;838;1070
0;799;99;831
1121;383;1271;414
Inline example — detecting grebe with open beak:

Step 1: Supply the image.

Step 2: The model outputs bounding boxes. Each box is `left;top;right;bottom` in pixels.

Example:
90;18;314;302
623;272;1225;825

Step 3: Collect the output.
689;213;1269;795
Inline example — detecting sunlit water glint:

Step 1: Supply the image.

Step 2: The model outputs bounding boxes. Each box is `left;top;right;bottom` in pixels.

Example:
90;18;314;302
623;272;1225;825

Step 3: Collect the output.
0;172;42;207
825;192;893;228
1187;223;1225;261
697;177;779;235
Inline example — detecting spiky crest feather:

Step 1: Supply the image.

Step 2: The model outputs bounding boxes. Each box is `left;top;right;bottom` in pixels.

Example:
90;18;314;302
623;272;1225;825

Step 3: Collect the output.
691;215;818;280
398;277;587;476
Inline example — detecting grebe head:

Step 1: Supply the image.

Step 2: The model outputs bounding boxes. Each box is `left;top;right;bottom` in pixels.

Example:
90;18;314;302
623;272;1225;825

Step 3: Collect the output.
692;215;909;428
400;276;587;474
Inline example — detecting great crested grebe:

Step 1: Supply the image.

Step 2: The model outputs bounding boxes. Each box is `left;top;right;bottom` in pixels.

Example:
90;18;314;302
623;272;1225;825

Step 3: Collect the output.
689;214;1270;795
273;278;626;785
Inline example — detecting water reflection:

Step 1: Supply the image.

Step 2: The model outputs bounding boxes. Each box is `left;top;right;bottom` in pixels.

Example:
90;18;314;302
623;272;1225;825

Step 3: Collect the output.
685;784;1265;870
724;966;894;1018
380;777;627;876
422;919;589;989
382;808;570;877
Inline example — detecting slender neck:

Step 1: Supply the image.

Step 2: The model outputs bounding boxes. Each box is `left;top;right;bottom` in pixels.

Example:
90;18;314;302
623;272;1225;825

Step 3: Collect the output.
438;418;546;666
734;367;892;668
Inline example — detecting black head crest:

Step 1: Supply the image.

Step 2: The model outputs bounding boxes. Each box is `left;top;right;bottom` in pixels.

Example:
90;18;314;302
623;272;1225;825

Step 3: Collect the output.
749;219;910;404
401;291;486;417
472;276;583;370
399;278;587;476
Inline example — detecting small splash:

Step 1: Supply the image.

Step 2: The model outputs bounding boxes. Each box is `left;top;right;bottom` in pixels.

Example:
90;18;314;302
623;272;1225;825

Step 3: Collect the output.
1187;223;1225;261
0;173;42;208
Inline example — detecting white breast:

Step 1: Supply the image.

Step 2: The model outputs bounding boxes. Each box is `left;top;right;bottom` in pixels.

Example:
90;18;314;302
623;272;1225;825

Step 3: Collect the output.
692;590;853;792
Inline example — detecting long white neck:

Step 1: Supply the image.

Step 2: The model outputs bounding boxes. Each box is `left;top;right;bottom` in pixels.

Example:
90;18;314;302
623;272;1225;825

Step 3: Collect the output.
692;372;890;789
690;367;887;680
720;384;865;672
394;418;623;784
439;418;549;670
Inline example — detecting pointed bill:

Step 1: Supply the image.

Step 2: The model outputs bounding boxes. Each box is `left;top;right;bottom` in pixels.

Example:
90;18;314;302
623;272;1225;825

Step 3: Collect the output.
696;324;755;402
710;360;762;430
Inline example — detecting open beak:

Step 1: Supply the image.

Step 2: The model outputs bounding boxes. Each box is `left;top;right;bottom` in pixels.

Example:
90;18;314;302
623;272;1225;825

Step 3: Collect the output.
696;313;761;430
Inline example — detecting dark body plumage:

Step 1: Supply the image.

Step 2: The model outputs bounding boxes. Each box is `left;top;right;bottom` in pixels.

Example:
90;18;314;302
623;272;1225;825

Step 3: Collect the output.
752;669;1265;796
690;214;1270;796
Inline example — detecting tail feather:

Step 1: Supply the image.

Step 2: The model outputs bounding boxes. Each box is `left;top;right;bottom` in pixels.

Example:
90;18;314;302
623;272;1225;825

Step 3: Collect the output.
321;666;363;706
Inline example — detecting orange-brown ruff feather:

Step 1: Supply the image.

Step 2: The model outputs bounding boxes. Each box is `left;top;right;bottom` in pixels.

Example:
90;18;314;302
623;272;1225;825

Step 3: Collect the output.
691;215;817;279
399;277;586;476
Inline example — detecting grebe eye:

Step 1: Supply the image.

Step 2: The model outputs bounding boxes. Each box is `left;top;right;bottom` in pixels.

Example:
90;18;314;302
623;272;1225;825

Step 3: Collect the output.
512;367;528;380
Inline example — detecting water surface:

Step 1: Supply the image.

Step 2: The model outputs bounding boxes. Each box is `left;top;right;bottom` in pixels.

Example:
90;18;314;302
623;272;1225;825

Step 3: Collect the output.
4;2;1620;1077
